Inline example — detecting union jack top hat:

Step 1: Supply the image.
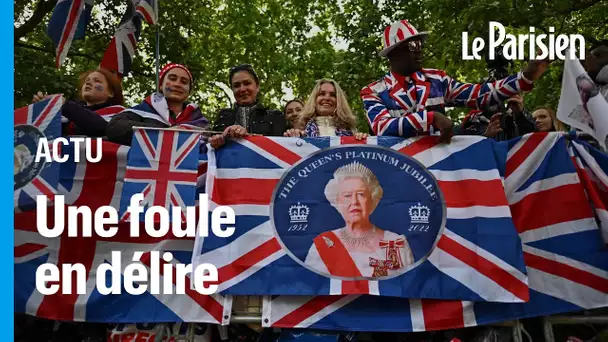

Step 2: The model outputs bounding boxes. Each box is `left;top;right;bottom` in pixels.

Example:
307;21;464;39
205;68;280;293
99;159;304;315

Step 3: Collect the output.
379;19;429;57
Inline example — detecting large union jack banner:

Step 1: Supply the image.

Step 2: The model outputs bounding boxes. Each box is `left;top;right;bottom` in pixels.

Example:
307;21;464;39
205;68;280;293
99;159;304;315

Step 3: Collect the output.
260;133;608;331
13;132;608;330
192;135;529;302
14;96;63;212
14;138;230;324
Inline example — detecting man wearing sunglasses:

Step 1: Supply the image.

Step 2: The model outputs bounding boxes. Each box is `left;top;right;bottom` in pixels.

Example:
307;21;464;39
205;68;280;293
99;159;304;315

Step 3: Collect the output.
361;19;551;143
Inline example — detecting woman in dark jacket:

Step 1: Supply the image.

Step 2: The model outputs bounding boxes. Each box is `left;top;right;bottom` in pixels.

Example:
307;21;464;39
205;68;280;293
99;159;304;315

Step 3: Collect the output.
209;64;286;149
32;68;125;137
106;63;209;146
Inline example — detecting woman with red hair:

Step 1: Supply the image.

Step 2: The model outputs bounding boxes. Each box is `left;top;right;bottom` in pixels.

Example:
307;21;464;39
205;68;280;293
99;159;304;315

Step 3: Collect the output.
32;68;125;137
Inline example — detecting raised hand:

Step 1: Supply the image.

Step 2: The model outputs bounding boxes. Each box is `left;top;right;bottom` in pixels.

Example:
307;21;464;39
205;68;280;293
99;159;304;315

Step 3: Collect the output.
483;113;503;138
32;91;50;104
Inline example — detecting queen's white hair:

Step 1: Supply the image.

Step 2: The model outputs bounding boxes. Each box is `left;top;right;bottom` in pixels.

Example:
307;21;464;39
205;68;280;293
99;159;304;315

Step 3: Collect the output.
324;161;383;212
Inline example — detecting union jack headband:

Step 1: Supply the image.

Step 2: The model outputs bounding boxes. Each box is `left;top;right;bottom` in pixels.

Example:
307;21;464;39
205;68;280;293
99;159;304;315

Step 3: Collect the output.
159;63;193;87
379;19;429;57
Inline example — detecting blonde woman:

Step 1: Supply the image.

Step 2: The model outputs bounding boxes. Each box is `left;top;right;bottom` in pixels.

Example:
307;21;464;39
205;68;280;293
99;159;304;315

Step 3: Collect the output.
531;107;566;132
284;79;367;139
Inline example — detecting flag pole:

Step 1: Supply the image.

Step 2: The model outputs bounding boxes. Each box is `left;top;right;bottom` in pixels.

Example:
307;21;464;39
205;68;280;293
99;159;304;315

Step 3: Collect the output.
131;126;263;136
155;24;160;90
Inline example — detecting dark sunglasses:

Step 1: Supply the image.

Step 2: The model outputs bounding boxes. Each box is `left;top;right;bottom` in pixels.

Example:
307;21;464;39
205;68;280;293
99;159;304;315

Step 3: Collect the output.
229;63;260;85
406;40;424;52
230;63;254;72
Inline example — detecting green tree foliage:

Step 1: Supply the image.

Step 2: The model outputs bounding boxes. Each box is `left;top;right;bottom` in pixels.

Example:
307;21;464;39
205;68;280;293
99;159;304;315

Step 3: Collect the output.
14;0;608;131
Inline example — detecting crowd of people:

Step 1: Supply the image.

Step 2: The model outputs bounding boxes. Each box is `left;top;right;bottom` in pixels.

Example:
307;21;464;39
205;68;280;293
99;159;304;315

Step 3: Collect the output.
31;19;608;148
20;19;608;342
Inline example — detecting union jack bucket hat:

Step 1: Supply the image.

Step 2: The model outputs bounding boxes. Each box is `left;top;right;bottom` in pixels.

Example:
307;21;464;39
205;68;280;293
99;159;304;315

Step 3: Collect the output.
379;19;429;57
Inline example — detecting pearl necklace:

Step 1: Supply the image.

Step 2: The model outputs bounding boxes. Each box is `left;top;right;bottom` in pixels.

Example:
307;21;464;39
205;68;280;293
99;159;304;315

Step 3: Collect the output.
339;227;377;247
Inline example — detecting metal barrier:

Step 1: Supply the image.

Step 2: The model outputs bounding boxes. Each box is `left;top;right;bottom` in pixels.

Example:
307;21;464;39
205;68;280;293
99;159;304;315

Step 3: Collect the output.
231;314;264;324
543;315;608;342
231;313;608;341
230;313;525;342
231;297;608;340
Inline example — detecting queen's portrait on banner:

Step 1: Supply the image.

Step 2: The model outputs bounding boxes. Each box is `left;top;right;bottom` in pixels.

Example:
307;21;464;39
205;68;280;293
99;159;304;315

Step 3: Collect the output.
304;161;415;278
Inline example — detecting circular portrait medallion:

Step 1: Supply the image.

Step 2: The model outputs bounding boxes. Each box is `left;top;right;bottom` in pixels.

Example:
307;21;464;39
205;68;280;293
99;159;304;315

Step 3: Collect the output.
270;145;446;280
14;124;46;190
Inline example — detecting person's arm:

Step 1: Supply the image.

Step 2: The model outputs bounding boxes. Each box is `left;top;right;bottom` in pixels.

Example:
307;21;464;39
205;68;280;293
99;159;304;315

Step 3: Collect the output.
360;84;435;137
61;101;109;137
105;111;167;146
504;95;535;135
443;58;551;109
514;108;536;135
444;71;534;109
360;84;453;142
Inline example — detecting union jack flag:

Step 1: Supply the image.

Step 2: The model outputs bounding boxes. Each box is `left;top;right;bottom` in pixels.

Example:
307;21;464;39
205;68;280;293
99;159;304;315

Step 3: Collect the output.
569;138;608;244
100;0;142;76
261;133;608;331
136;0;158;25
192;135;529;302
118;128;201;223
14;95;63;211
99;0;158;76
14;141;231;324
47;0;94;68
